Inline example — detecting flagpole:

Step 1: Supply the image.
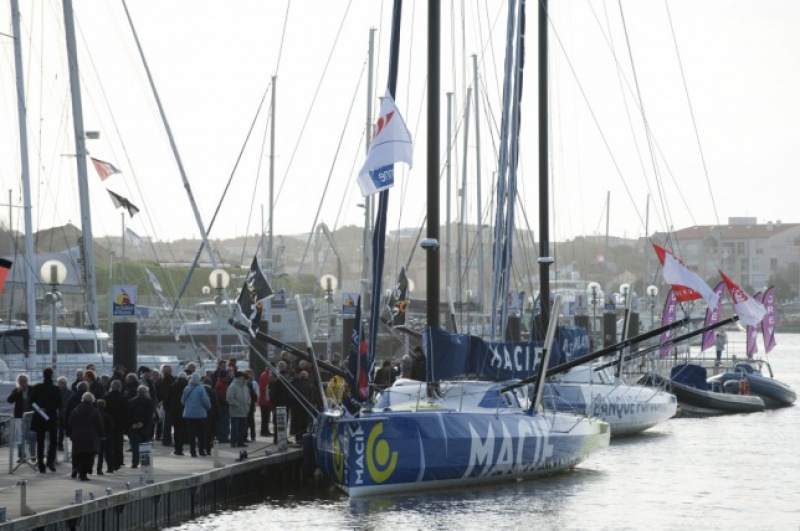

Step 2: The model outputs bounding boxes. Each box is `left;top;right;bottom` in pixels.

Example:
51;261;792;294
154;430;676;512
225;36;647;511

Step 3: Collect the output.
121;213;126;284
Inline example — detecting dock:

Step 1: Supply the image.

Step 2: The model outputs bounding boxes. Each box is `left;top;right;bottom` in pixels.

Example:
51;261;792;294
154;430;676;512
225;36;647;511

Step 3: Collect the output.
0;434;305;530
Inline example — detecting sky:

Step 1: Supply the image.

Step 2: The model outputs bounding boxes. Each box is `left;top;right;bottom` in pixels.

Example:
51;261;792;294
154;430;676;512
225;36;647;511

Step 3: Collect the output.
2;0;800;255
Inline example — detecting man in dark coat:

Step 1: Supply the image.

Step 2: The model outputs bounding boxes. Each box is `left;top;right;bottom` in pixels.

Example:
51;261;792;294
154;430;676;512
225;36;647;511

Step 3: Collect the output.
289;370;314;444
411;346;426;382
202;377;221;454
168;372;189;455
159;364;175;446
128;386;154;468
268;362;291;444
103;379;129;471
30;368;61;473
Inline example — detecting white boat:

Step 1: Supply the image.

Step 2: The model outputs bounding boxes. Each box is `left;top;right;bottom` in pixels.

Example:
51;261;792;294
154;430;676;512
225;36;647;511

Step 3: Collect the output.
543;364;677;437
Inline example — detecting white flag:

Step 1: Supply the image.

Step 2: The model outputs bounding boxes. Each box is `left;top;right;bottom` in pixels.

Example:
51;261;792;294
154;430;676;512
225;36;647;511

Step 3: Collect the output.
719;269;766;327
125;227;143;246
653;243;719;308
144;267;164;293
357;90;413;196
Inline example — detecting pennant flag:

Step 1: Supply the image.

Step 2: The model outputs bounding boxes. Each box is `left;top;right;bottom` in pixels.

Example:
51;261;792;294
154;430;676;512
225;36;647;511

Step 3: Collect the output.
701;282;726;352
125;227;143;246
0;258;12;296
90;157;121;181
762;285;777;353
144;267;164;293
346;296;369;401
652;243;719;308
157;292;171;311
107;190;140;218
746;291;763;357
385;266;410;327
357;90;413;196
718;269;766;327
236;255;274;331
659;289;679;359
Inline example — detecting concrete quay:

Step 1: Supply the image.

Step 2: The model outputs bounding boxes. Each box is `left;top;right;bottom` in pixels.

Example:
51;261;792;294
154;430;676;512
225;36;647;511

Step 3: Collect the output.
0;435;304;530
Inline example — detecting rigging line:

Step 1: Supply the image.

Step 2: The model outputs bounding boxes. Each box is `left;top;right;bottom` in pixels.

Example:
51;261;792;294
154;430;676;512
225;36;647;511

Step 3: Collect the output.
273;0;292;74
273;0;354;204
664;0;720;228
294;63;364;282
166;77;273;317
238;91;274;270
544;7;646;235
616;2;672;236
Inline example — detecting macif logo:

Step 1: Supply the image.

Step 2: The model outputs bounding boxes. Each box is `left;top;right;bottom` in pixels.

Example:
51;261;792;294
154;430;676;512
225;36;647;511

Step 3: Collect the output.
366;423;398;483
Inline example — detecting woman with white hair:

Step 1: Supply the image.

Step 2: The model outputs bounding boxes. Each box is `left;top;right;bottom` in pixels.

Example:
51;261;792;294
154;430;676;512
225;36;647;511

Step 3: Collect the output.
68;392;103;481
182;372;211;457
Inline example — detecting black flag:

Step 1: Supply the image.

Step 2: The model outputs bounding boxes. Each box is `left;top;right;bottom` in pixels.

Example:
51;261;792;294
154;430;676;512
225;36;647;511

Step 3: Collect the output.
107;189;140;217
236;255;273;333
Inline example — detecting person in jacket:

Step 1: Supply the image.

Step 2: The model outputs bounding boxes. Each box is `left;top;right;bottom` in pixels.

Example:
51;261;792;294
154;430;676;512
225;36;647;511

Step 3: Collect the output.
103;379;128;471
202;377;221;455
290;370;313;443
268;361;291;444
7;373;35;461
182;372;211;457
226;371;251;448
214;372;231;443
245;369;258;442
83;370;105;400
95;399;115;475
125;373;139;399
30;367;61;473
68;392;104;481
128;386;154;468
168;372;189;455
159;364;175;446
410;346;426;381
258;367;273;437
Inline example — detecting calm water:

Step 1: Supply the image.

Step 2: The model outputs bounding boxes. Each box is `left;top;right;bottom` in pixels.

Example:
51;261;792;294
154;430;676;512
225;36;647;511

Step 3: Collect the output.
168;332;800;530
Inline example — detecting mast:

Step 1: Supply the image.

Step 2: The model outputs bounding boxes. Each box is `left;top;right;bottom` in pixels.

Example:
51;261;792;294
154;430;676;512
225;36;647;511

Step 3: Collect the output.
63;0;99;330
11;0;38;366
538;0;552;333
445;92;453;302
472;54;485;314
457;88;472;314
362;28;376;307
426;0;441;328
267;75;276;272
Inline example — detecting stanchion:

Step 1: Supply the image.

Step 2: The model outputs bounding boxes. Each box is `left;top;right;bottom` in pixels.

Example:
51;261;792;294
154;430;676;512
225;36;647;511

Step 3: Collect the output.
74;488;83;505
212;438;222;468
19;480;35;516
276;407;288;451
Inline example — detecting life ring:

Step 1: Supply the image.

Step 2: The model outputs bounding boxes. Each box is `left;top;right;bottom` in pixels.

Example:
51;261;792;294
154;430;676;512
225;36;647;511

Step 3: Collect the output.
740;378;750;395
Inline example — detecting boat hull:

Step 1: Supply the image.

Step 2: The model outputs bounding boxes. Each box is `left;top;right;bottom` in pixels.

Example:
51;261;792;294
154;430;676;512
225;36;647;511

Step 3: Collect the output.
544;382;677;437
710;364;796;409
314;409;610;497
639;373;765;416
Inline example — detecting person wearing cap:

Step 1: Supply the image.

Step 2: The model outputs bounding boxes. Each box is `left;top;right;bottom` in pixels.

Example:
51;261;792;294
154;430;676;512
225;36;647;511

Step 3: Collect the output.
226;371;251;448
182;372;211;457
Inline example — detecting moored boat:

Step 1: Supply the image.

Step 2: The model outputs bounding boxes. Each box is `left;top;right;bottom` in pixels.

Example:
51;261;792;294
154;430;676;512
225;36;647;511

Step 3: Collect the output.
709;360;796;409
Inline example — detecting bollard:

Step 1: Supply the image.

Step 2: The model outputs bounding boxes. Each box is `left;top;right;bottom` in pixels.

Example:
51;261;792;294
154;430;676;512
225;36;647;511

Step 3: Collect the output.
212;438;222;468
0;506;6;523
139;474;146;487
89;493;95;501
19;480;35;516
106;488;113;496
74;489;83;505
125;482;131;491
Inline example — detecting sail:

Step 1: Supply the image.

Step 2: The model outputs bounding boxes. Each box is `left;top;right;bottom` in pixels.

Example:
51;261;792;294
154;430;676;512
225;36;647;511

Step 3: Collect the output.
659;289;679;359
719;269;766;326
424;325;586;381
761;285;777;353
701;282;726;352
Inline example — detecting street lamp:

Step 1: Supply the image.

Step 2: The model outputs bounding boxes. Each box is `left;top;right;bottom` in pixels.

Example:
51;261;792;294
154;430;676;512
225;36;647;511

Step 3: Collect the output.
619;283;630;307
41;259;67;373
209;268;230;359
646;285;659;330
587;282;601;348
320;274;338;361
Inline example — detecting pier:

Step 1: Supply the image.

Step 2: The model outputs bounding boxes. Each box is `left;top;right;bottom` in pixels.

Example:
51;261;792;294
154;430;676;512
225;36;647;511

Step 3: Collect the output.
0;435;304;530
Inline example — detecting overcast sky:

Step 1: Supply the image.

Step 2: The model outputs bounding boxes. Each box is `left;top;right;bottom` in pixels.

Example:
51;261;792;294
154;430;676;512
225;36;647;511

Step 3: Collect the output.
2;0;799;253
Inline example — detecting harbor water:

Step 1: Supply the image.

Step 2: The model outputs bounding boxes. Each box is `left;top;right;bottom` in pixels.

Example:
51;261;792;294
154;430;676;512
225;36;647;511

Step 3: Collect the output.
168;332;800;530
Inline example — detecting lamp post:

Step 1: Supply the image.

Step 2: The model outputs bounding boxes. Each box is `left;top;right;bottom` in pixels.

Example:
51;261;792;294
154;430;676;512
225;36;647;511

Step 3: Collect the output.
619;283;630;307
646;285;659;330
320;274;338;361
41;259;67;373
209;268;230;359
587;282;601;348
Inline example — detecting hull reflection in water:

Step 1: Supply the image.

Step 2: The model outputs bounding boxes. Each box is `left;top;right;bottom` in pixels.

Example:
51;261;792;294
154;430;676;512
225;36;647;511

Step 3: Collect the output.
314;379;610;497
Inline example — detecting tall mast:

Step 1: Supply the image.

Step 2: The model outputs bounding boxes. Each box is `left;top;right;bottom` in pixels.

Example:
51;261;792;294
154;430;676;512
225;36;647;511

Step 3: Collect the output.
445;92;453;304
472;54;485;313
538;0;552;332
63;0;99;329
267;76;276;272
362;28;376;307
457;88;472;311
11;0;38;366
426;0;441;328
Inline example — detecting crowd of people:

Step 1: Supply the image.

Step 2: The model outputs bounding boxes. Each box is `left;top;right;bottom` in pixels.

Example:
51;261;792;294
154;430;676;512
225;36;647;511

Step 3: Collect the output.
5;353;330;482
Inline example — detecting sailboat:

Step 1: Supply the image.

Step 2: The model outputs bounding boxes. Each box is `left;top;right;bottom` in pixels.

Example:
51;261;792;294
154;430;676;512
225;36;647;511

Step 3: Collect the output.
312;0;610;497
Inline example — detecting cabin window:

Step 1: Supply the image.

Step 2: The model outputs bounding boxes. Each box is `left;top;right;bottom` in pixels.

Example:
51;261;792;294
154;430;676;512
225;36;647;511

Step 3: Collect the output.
272;314;282;324
1;336;26;355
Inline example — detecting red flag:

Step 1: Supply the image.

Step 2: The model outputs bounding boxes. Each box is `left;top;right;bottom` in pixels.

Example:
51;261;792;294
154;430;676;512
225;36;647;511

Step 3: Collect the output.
90;157;122;181
652;243;719;308
718;269;766;327
0;258;11;296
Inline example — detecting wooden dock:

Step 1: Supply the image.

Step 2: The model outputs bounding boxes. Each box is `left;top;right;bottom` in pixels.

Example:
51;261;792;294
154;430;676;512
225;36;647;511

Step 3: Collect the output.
0;434;305;530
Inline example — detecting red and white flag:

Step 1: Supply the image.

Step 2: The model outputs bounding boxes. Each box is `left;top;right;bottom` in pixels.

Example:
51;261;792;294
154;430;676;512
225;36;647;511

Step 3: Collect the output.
90;157;122;181
719;269;766;327
652;243;719;308
357;90;413;196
